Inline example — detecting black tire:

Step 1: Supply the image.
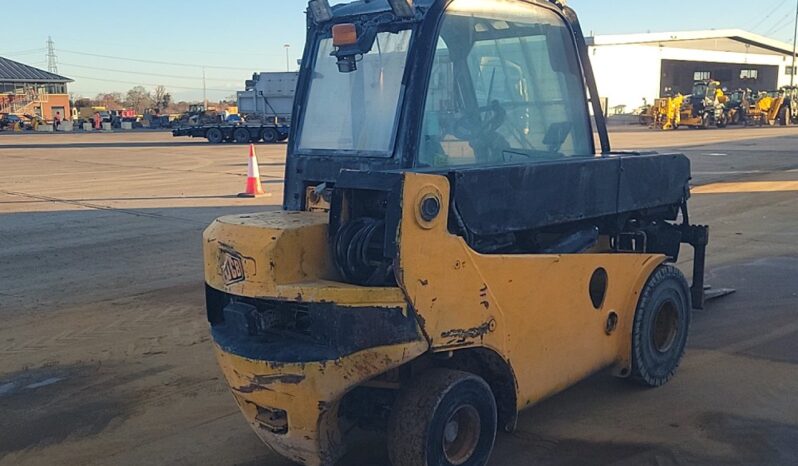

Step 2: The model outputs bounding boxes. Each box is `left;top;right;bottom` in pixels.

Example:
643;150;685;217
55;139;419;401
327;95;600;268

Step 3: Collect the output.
206;127;223;144
261;127;279;144
233;127;251;144
629;265;691;387
388;369;497;466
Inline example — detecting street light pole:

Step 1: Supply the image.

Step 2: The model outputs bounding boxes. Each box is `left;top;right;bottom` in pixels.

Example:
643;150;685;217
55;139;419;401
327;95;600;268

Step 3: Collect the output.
202;67;207;110
284;44;291;72
792;0;798;86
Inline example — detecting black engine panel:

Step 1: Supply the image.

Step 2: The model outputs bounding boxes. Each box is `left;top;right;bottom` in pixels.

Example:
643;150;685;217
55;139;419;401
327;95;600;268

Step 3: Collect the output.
450;153;690;237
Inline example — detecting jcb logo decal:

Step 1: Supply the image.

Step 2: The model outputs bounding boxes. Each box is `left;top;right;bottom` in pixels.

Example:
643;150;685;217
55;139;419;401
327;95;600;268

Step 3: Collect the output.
221;250;245;285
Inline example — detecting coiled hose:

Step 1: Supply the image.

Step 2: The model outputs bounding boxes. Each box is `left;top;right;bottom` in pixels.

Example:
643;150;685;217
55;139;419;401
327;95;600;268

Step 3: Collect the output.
333;217;394;286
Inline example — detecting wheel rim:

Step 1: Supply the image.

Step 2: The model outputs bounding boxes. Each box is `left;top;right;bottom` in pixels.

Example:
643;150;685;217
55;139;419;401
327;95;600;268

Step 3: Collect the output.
442;405;481;465
652;300;679;353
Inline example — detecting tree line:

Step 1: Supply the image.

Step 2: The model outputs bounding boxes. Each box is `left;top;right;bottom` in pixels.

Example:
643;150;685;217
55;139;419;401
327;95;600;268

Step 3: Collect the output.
71;85;236;115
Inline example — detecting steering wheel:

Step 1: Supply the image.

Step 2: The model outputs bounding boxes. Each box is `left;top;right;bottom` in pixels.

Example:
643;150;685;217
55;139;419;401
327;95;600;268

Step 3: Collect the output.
452;99;507;142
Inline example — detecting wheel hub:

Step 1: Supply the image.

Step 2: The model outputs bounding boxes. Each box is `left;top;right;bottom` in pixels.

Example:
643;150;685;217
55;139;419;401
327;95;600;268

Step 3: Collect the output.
442;405;480;465
652;299;679;353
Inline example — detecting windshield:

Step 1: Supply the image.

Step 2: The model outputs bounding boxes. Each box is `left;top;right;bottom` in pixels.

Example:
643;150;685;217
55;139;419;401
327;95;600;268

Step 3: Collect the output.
418;0;592;168
297;29;412;154
692;84;708;98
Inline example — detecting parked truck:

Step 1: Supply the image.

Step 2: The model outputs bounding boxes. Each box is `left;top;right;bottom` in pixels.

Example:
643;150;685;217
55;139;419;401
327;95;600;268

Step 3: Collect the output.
171;72;296;144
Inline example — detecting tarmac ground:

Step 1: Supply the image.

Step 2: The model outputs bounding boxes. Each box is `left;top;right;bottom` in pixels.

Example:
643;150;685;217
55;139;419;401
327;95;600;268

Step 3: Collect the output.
1;127;797;465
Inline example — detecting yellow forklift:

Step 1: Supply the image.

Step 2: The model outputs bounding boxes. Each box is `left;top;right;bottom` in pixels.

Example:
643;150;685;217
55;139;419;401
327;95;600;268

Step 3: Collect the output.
203;1;717;465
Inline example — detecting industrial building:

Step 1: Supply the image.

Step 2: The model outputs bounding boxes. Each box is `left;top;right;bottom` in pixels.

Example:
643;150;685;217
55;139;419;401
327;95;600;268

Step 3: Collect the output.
0;56;73;121
588;29;798;113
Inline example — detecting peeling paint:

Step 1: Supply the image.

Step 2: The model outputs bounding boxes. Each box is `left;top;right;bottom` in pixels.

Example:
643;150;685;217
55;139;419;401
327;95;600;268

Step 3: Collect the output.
234;383;275;394
251;374;306;385
234;373;305;393
440;319;496;345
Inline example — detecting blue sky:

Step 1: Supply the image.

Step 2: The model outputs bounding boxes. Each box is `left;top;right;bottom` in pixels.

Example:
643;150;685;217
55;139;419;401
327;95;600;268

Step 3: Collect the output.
1;0;795;102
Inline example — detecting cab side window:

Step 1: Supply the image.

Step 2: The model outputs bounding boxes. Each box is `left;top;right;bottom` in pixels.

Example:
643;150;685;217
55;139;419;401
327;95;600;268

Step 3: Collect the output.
418;3;592;168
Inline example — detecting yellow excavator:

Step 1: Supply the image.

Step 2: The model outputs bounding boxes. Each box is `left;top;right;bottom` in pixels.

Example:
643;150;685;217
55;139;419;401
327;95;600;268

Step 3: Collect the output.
203;1;717;465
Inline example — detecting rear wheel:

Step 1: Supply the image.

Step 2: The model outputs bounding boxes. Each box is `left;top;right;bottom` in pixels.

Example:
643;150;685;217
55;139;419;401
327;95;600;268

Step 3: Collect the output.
206;127;223;144
629;265;691;387
388;369;497;466
233;127;251;144
261;127;279;144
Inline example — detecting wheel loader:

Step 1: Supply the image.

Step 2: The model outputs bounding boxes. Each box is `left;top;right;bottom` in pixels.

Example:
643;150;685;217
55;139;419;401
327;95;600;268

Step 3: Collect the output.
203;1;711;465
745;87;798;126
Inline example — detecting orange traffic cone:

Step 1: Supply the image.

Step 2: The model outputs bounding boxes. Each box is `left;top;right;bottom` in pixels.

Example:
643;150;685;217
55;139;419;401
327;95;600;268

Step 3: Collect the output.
238;144;269;198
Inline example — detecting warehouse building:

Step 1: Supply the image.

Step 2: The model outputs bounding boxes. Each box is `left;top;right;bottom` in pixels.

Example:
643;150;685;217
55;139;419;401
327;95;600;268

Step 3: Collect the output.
588;30;798;113
0;56;73;121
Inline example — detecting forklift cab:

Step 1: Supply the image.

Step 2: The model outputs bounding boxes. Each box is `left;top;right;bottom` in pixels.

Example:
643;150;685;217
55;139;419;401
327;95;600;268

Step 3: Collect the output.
204;2;710;465
690;80;721;116
285;0;603;211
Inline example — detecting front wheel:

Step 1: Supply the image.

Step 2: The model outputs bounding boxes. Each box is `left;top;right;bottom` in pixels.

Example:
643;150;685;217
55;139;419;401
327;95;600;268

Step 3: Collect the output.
629;265;691;387
388;369;497;466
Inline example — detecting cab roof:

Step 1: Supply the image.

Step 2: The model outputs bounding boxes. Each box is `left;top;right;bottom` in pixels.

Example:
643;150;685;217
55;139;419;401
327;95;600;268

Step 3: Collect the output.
330;0;436;18
329;0;564;18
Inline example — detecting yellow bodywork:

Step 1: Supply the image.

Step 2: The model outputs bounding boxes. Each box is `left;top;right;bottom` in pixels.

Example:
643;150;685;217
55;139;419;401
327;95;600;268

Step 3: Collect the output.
204;211;404;306
395;174;665;407
747;94;783;125
214;343;427;466
204;173;666;465
204;211;427;465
